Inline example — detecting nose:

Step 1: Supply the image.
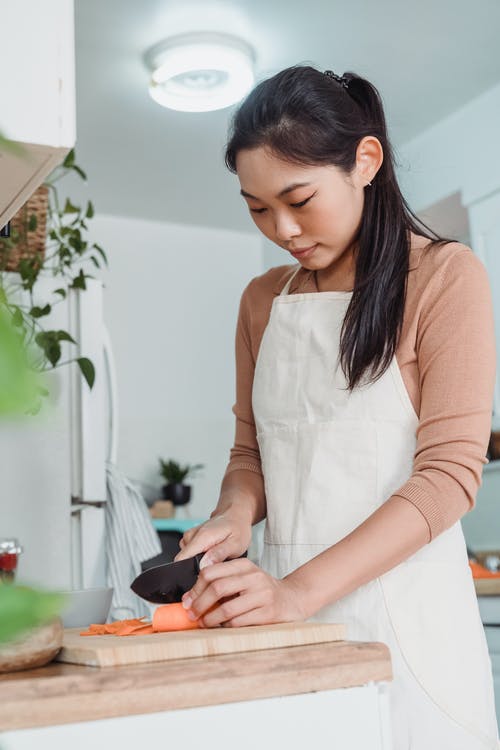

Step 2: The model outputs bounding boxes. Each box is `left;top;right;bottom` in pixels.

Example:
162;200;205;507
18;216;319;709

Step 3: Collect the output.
274;211;301;242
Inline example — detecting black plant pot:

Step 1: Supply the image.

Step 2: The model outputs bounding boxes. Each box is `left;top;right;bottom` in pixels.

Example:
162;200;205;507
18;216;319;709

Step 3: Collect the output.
162;483;191;506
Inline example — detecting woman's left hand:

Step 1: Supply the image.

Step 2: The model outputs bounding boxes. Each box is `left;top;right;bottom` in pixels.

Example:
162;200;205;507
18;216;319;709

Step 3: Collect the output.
181;558;308;628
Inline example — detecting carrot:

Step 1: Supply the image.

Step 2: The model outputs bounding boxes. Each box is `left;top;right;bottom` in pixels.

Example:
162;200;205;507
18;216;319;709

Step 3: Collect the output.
152;602;201;632
79;603;218;637
79;606;201;636
80;617;149;636
469;561;500;579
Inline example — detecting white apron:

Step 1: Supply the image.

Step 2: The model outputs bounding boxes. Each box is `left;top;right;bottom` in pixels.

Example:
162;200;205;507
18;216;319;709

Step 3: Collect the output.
252;266;499;749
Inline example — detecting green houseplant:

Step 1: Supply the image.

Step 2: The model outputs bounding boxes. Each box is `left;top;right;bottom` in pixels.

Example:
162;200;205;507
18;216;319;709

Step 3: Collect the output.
159;459;204;506
0;280;66;664
0;139;101;664
0;148;108;408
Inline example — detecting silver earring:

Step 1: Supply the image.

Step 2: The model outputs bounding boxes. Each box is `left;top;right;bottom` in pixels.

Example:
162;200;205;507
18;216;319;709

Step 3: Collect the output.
366;181;372;187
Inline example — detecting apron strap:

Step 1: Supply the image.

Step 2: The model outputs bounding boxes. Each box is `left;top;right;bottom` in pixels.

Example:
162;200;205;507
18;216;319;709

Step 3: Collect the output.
280;265;302;296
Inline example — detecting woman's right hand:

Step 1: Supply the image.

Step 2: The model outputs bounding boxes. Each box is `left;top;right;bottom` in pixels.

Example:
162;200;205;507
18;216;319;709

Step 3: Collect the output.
173;510;252;569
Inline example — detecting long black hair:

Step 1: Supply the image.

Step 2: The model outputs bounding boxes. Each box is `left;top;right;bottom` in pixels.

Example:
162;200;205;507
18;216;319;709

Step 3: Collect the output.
224;65;454;391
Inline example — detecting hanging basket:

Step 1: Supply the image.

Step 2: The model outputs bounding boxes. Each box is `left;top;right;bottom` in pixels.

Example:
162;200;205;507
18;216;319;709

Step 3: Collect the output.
0;184;49;272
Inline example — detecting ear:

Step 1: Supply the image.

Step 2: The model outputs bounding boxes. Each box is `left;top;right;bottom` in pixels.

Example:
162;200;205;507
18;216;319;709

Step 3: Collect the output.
354;136;383;188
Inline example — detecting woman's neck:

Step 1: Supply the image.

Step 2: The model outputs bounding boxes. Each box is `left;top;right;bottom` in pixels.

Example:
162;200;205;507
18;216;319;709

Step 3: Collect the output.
314;244;356;292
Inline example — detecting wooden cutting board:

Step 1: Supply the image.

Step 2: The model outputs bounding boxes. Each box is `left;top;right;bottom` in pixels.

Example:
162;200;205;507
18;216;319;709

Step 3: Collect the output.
56;621;346;668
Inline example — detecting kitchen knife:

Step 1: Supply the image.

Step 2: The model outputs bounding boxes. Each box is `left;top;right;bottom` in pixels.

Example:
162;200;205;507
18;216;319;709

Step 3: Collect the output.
130;551;247;604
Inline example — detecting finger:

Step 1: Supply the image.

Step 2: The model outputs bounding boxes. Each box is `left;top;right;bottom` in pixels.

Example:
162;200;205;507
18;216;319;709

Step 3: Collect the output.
183;525;203;544
173;525;221;562
198;538;247;568
222;606;272;628
183;559;256;608
174;530;197;560
203;592;267;628
187;571;250;620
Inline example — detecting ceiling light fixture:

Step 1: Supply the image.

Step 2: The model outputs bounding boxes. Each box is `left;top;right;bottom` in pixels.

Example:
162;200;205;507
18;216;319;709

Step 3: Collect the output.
143;32;256;113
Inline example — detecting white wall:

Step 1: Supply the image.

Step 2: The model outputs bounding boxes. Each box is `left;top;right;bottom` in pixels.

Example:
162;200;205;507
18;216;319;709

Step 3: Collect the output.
397;81;500;548
397;79;500;420
397;80;500;212
91;214;262;520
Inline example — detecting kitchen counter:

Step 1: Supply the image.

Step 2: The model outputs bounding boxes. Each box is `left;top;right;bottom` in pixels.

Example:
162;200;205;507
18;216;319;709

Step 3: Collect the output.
475;578;500;596
0;638;391;733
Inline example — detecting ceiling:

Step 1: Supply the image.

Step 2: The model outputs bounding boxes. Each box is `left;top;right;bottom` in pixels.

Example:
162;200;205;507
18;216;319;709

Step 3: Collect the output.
71;0;500;233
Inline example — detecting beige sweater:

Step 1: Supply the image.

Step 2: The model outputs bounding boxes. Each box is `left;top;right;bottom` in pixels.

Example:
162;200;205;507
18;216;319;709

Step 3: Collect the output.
223;239;496;541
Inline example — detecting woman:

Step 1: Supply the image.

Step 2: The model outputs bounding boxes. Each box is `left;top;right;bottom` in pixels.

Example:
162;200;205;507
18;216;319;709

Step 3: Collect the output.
174;65;499;748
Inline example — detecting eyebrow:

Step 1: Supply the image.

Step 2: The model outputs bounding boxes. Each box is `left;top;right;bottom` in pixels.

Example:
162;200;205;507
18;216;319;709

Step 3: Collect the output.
240;182;312;201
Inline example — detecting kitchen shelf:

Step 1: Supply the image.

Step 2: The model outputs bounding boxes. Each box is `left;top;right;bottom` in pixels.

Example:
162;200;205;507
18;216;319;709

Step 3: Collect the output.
151;518;205;533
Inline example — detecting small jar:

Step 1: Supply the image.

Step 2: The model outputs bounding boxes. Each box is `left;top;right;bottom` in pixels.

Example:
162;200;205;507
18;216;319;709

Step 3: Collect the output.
0;538;23;583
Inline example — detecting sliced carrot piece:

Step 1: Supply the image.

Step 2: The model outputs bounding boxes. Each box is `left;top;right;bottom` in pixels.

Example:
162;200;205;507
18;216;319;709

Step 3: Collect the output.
120;624;155;636
152;602;201;632
79;617;150;636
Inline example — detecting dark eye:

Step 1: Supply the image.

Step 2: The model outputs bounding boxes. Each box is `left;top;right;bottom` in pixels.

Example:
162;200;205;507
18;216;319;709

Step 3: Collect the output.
290;194;314;208
249;207;267;214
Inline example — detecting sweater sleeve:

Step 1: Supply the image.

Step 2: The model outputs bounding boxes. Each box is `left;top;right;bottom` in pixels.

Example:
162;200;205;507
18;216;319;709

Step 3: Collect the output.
391;249;496;540
223;282;263;477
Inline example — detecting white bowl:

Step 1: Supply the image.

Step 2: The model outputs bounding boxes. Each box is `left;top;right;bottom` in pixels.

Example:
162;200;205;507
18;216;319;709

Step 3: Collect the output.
59;587;113;628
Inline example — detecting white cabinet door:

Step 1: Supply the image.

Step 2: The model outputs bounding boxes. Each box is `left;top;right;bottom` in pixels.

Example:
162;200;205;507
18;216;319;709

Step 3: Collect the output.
0;0;76;228
1;683;393;750
484;626;500;734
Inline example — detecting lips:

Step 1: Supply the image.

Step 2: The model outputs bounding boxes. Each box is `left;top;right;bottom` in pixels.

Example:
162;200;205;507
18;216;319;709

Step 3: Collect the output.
289;244;317;259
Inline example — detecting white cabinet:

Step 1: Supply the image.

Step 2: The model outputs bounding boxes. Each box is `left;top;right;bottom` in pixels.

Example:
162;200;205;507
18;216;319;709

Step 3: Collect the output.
0;0;76;229
484;626;500;733
1;683;393;750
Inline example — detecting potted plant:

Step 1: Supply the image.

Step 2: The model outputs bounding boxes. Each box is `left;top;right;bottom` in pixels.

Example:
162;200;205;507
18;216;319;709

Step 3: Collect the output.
0;139;91;671
0;247;66;669
159;459;204;506
0;148;108;409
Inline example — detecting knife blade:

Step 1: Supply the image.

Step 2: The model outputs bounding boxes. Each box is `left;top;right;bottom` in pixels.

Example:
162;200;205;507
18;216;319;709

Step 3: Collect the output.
130;551;247;604
130;553;204;604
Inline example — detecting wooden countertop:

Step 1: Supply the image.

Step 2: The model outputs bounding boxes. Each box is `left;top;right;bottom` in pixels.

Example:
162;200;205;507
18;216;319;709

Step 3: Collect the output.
472;550;500;596
0;639;392;731
474;578;500;596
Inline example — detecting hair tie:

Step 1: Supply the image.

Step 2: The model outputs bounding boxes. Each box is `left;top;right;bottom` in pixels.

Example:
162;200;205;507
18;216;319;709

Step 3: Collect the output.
324;70;349;90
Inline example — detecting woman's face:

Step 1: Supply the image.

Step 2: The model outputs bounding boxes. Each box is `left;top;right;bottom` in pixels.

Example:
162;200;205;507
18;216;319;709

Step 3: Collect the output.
236;145;371;287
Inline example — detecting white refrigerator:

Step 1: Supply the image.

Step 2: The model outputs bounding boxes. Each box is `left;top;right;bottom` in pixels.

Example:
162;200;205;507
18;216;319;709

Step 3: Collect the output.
0;276;117;592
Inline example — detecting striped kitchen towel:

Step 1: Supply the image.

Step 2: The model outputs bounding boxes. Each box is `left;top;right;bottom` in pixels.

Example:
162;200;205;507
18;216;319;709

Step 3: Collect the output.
105;462;162;621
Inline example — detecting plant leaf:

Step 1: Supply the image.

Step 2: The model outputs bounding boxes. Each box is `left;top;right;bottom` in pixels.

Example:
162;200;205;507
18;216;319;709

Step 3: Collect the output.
63;149;75;168
93;243;108;266
71;165;87;181
0;307;41;416
54;288;66;299
0;585;66;644
70;269;87;290
77;357;95;389
63;198;79;214
30;304;52;319
35;331;61;366
28;213;38;232
86;201;94;219
12;307;24;327
56;330;76;344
